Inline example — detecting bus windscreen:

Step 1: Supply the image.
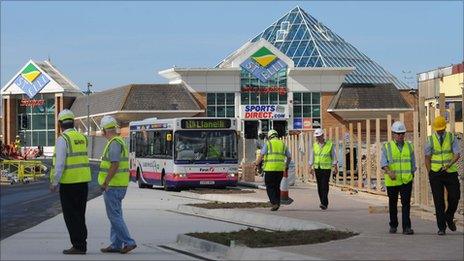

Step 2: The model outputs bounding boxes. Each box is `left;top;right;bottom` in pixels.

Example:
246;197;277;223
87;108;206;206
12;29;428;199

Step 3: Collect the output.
174;130;237;163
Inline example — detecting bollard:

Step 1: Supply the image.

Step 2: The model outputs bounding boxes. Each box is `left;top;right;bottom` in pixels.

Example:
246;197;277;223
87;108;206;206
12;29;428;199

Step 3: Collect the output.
280;170;294;205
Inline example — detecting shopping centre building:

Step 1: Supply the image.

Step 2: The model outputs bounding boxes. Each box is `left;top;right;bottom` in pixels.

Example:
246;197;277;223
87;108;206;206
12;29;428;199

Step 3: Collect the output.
2;6;416;150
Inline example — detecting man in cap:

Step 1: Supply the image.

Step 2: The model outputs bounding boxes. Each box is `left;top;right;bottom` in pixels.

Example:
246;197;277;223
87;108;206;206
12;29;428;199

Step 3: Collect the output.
50;109;91;254
309;128;337;210
255;129;291;211
99;116;137;254
425;116;461;235
381;121;415;235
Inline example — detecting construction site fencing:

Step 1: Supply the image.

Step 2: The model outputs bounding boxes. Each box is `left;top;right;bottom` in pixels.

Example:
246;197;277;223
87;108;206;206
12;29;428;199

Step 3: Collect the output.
0;160;46;185
284;110;463;214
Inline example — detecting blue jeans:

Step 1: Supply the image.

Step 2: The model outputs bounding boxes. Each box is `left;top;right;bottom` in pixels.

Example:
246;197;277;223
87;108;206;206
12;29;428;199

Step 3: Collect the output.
103;188;136;249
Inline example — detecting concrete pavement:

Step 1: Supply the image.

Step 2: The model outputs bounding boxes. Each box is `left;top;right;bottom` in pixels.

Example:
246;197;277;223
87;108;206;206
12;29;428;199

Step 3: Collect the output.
2;180;463;260
223;182;464;260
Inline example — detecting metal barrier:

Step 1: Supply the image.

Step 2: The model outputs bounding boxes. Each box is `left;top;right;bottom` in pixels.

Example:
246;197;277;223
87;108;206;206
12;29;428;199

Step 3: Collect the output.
0;160;46;184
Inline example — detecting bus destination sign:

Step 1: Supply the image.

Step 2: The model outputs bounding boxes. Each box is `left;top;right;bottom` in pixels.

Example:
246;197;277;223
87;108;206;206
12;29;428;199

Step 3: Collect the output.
181;119;231;129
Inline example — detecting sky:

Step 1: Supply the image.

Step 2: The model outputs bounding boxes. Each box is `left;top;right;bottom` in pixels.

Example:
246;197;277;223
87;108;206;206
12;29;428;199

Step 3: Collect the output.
1;1;463;92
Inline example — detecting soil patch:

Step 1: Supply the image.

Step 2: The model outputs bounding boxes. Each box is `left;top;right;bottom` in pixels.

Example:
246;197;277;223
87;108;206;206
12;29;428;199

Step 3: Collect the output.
188;188;255;194
187;202;271;209
188;228;358;248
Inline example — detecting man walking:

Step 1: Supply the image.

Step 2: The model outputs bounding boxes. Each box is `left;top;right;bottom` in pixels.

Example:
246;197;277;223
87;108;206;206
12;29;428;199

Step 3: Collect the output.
309;129;337;210
381;121;415;235
425;116;461;235
255;129;291;211
99;116;137;253
50;109;91;254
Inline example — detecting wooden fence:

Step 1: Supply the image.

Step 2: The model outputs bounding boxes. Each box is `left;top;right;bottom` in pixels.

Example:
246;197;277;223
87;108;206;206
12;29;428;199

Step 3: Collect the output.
284;107;463;211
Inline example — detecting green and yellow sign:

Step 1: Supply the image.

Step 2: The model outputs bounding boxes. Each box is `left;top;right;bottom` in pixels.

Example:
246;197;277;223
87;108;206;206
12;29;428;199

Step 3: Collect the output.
251;47;277;67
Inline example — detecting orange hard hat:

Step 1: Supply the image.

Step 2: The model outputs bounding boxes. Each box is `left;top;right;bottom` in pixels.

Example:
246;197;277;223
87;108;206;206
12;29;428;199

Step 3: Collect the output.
432;116;447;131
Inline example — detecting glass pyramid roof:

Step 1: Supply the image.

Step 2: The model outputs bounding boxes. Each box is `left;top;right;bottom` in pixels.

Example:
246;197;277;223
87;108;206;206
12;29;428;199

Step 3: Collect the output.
218;6;409;90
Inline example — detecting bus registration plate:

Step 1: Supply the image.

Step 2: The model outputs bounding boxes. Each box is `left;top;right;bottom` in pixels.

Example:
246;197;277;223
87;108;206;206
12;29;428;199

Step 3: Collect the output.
200;181;215;185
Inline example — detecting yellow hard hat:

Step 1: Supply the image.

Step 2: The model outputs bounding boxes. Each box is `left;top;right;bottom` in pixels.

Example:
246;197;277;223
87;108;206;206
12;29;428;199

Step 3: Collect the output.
432;116;447;131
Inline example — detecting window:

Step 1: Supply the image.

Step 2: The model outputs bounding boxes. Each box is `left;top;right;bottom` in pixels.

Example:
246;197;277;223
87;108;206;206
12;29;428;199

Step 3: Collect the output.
17;97;55;146
133;130;173;158
292;92;321;129
207;93;235;117
240;68;287;105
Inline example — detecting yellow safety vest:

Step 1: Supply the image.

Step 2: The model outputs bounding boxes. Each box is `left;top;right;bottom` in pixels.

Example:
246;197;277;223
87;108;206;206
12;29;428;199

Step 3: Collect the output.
313;140;333;170
429;132;458;173
263;138;286;172
384;141;414;187
98;136;130;187
51;130;91;184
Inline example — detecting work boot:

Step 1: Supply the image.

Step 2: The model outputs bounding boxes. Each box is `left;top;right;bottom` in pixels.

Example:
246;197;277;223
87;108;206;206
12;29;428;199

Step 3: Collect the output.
389;227;397;234
271;204;280;211
120;244;137;254
62;247;86;255
319;204;327;210
447;220;457;231
402;228;414;235
437;230;446;236
101;246;121;253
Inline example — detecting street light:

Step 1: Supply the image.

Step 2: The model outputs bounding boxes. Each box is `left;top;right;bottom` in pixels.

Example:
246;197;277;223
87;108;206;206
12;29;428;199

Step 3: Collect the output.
86;82;92;136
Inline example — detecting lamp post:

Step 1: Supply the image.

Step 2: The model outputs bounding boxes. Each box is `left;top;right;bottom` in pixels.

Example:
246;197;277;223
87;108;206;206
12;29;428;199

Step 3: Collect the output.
86;82;92;136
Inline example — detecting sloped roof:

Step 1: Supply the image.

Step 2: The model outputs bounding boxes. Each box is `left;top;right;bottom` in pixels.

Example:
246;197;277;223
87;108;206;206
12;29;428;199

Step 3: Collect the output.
217;6;409;90
34;61;81;92
328;83;411;110
70;84;202;118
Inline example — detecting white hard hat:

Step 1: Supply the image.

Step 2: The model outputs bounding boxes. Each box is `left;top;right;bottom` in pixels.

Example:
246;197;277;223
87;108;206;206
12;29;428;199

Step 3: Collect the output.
100;115;118;130
314;128;324;137
58;109;74;122
267;129;278;139
391;121;406;133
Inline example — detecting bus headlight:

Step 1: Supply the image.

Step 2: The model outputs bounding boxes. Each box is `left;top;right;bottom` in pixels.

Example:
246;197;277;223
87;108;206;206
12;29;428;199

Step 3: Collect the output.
173;173;187;178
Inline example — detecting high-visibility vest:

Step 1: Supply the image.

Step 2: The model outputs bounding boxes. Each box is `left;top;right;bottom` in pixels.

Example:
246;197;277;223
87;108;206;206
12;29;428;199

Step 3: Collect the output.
51;129;91;184
98;136;130;187
384;141;414;187
313;140;333;170
263;138;287;172
429;132;458;173
207;145;221;158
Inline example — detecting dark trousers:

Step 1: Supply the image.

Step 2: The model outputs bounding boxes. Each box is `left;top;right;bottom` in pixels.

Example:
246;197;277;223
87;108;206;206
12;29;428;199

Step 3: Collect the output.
59;182;89;251
386;182;412;230
315;168;331;207
429;170;461;231
264;171;283;205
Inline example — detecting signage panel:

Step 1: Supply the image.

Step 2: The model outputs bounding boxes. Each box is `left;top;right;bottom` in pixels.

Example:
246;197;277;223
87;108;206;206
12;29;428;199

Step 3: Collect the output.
241;105;288;119
240;47;287;83
20;99;45;107
181;119;231;129
14;63;51;99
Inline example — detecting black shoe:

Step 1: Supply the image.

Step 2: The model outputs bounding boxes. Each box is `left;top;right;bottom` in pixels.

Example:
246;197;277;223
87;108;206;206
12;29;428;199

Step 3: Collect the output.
271;204;280;211
437;230;446;236
389;227;397;234
63;247;86;255
319;204;327;210
402;228;414;235
447;220;457;231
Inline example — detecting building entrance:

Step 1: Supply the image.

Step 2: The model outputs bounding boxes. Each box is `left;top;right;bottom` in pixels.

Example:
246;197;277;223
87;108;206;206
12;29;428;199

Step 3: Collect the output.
271;120;287;137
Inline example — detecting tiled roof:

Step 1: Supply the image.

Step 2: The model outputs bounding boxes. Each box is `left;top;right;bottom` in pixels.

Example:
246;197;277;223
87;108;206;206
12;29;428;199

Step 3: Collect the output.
70;84;201;118
329;83;411;110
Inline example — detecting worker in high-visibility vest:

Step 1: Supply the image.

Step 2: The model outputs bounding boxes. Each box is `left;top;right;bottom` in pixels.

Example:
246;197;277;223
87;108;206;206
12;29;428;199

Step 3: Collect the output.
381;121;415;235
425;116;461;236
49;109;91;254
309;128;338;210
99;115;137;254
255;129;291;211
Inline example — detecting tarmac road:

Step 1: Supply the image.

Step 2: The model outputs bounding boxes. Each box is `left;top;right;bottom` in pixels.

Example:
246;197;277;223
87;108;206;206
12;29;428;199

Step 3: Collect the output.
0;160;102;240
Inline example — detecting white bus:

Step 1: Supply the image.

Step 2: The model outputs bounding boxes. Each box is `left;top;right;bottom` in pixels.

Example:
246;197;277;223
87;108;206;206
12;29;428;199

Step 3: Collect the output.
129;118;239;190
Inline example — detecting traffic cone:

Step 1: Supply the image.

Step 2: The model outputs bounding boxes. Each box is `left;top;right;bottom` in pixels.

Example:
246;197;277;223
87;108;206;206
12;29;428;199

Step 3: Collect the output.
280;170;294;205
